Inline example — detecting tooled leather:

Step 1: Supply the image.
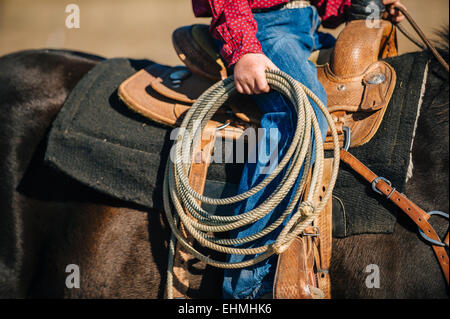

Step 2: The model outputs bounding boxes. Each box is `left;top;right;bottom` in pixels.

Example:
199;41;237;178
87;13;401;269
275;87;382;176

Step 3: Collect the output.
330;20;395;77
318;61;394;113
171;123;218;299
320;63;396;150
313;158;333;298
319;19;397;150
188;123;217;199
273;159;334;299
274;236;316;299
323;61;396;149
361;79;386;111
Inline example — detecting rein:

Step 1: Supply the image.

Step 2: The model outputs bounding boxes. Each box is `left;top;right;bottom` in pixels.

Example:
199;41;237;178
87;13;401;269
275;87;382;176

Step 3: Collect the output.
377;5;450;285
391;6;449;72
163;70;340;298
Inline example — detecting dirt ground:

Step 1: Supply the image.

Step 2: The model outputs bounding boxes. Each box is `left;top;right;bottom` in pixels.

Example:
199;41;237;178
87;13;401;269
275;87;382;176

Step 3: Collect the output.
0;0;448;65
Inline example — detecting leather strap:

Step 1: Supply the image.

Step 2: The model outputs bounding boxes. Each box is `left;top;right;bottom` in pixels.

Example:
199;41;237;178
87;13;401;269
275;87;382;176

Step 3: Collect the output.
172;123;218;298
273;236;317;299
273;158;334;299
340;149;449;286
313;158;334;298
188;123;217;197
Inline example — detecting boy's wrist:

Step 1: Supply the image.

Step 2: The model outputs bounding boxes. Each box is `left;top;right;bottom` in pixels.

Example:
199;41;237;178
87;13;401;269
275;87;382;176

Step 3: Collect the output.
221;41;263;66
233;53;279;95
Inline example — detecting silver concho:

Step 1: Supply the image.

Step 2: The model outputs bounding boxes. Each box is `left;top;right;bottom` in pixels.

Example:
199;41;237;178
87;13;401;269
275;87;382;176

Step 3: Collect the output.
366;73;385;85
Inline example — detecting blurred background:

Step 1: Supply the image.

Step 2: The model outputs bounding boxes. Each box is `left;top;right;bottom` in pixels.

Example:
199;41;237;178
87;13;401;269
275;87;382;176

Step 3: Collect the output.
0;0;448;65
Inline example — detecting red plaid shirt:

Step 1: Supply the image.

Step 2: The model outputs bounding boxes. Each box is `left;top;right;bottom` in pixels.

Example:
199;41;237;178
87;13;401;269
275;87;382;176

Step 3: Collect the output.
192;0;350;65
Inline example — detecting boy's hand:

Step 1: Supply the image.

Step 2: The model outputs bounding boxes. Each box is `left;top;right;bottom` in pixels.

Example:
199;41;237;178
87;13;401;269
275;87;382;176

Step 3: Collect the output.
234;53;279;95
382;0;406;23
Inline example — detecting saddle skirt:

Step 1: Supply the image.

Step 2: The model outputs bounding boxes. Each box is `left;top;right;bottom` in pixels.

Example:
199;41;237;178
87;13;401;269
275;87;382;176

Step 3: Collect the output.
118;63;261;141
319;19;398;149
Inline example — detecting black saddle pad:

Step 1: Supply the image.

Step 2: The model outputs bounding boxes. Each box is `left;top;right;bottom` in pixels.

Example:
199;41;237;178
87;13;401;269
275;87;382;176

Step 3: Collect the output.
44;58;242;214
44;52;429;237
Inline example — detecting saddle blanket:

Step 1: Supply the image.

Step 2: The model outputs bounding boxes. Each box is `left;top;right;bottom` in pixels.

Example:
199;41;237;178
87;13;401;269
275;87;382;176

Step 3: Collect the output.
44;52;429;237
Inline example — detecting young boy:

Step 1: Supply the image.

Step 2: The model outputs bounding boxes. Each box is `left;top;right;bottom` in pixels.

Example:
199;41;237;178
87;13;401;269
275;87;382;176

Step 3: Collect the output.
192;0;404;299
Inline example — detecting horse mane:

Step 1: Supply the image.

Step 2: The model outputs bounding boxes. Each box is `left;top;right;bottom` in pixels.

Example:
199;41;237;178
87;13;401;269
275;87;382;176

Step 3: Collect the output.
433;24;449;56
428;25;449;123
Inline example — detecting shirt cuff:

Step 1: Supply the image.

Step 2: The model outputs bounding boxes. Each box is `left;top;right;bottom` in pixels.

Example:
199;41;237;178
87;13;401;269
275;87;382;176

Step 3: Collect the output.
216;26;263;66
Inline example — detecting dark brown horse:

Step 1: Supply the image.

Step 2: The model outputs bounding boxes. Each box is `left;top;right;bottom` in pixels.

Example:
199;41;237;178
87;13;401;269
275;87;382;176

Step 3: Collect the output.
0;36;448;298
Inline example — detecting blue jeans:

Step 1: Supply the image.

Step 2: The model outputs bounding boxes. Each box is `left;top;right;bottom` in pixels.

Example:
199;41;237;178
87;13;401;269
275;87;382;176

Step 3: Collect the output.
222;6;334;299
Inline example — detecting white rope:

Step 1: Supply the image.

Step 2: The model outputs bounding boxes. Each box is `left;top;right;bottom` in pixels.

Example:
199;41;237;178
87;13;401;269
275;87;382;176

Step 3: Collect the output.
163;70;340;298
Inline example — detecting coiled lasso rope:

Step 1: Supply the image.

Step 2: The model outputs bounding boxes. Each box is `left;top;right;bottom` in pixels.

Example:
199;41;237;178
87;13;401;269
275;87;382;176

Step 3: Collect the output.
163;69;340;298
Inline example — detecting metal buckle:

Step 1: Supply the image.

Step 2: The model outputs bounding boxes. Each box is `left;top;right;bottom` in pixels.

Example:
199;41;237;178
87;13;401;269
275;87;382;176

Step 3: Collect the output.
371;176;393;195
342;126;351;151
418;211;449;247
215;109;235;131
216;121;231;131
302;226;320;237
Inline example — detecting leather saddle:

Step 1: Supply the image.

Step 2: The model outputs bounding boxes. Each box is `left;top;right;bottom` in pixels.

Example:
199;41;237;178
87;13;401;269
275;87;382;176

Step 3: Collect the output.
118;19;398;149
117;18;398;299
118;63;260;141
320;19;398;149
